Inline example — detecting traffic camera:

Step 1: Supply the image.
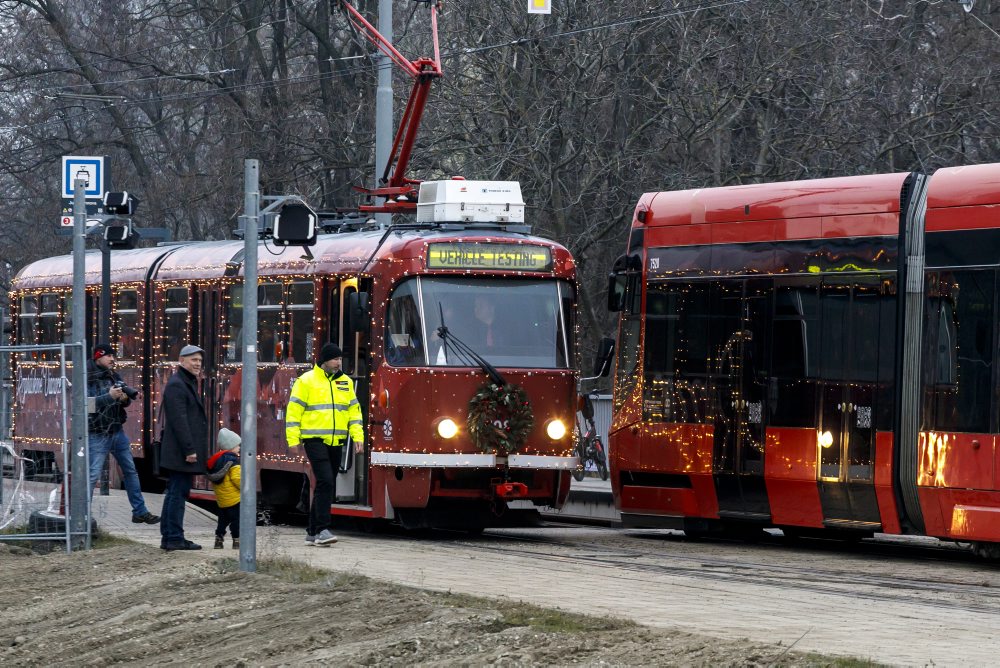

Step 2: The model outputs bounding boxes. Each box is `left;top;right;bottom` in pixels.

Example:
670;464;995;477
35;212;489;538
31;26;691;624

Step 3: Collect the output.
103;191;139;216
271;200;317;247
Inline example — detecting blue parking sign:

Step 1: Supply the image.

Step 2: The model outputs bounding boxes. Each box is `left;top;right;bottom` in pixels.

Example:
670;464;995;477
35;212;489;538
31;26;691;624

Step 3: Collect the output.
61;156;105;199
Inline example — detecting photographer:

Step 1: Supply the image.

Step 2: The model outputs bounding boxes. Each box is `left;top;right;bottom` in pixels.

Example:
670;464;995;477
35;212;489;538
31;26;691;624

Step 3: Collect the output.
87;342;159;524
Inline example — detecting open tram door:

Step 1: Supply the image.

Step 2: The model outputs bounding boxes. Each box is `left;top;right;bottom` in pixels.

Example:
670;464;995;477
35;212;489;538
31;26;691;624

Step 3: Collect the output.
331;276;372;506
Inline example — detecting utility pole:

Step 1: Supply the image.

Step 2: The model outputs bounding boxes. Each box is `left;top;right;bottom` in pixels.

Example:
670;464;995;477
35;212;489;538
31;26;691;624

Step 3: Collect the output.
99;238;111;495
374;0;393;228
239;159;259;573
70;180;89;550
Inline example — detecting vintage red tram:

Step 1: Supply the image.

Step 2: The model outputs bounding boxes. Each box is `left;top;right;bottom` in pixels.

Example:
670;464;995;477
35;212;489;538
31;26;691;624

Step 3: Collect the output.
606;163;1000;556
11;181;578;529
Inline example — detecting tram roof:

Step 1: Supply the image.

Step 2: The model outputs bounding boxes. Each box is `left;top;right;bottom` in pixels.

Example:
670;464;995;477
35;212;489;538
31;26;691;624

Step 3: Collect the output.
926;162;1000;211
12;246;180;290
639;172;912;229
12;227;572;290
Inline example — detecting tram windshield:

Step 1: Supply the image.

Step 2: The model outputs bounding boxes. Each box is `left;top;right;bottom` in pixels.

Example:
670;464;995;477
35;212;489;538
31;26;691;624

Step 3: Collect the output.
385;277;573;369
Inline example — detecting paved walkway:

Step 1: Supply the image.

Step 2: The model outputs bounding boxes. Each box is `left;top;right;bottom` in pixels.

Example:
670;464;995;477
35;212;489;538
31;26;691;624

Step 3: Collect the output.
90;489;999;667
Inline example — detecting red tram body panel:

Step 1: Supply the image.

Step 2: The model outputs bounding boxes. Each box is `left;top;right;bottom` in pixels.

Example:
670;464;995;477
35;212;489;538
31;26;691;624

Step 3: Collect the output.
10;221;578;530
608;163;1000;554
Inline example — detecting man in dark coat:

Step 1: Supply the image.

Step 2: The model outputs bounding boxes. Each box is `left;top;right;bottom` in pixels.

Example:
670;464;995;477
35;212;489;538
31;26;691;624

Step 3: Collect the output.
159;344;209;551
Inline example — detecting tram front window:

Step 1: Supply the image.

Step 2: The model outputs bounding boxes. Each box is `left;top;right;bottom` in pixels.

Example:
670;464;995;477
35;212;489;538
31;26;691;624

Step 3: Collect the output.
386;277;572;369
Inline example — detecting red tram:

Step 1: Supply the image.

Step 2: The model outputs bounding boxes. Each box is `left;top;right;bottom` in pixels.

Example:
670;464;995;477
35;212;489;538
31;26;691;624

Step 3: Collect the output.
11;181;578;529
606;163;1000;557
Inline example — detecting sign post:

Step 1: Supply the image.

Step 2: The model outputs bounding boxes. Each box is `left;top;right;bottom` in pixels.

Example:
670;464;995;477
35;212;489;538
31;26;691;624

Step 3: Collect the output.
70;179;90;550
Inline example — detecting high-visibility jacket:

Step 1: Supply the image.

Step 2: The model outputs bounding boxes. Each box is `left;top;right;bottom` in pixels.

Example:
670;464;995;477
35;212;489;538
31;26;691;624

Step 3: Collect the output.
285;365;364;448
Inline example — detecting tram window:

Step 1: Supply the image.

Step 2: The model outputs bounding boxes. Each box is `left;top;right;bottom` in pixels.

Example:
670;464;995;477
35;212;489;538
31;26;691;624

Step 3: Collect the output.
259;283;282;306
288;282;314;363
386;280;426;367
926;270;995;433
772;285;819;378
226;284;243;363
327;284;341;350
676;283;711;376
770;284;819;428
644;285;678;376
37;293;60;359
18;295;37;357
258;312;281;363
556;280;575;368
161;287;189;359
114;290;139;360
255;282;282;363
342;285;357;375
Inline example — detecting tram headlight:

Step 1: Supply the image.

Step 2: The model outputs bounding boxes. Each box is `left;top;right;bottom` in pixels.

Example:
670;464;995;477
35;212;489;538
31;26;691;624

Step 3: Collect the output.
545;419;567;441
818;430;834;449
436;418;459;439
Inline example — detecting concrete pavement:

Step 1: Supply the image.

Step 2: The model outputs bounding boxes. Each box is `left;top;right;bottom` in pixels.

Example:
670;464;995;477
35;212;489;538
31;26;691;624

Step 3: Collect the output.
89;488;1000;667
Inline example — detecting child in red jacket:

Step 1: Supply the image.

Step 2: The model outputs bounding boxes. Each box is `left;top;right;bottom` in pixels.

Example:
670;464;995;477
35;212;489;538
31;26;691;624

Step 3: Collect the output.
206;428;241;549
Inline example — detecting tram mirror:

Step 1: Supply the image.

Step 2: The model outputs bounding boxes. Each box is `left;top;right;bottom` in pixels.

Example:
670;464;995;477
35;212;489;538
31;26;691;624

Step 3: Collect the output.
594;337;615;377
607;272;626;312
348;291;370;332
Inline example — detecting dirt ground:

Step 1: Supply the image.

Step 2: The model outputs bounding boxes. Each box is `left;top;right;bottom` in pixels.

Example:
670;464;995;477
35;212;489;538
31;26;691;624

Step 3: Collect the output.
0;538;863;667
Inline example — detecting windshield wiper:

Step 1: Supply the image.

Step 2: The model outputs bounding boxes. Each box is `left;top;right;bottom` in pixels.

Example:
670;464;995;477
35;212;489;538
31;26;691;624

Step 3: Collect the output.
436;302;506;386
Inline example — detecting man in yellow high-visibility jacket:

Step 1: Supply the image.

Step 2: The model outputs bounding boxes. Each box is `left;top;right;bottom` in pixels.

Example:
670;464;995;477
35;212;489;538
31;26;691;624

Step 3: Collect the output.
286;343;364;546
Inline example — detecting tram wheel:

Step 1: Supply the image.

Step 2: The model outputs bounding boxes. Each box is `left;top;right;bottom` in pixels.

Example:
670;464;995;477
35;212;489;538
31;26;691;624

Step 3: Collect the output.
973;541;1000;561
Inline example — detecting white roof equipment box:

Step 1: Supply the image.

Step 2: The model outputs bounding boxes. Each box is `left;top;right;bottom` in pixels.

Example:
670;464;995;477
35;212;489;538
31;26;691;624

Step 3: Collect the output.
417;180;525;223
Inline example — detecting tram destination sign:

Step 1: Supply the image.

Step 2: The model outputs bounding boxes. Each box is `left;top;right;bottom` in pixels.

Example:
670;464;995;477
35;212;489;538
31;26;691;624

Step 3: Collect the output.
427;243;552;271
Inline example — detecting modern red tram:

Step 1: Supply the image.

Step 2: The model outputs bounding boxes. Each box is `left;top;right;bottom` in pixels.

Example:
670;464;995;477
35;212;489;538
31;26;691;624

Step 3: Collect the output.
606;163;1000;557
10;184;579;529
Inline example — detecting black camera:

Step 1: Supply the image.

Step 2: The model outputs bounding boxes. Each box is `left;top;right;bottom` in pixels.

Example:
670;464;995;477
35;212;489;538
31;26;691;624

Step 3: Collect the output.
113;381;139;400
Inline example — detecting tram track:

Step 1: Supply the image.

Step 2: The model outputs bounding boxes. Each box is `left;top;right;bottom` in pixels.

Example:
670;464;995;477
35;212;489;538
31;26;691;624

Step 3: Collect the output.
429;525;1000;617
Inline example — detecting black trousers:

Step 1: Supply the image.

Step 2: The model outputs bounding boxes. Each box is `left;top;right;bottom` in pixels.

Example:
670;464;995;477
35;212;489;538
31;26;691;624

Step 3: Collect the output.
303;439;344;536
215;504;240;539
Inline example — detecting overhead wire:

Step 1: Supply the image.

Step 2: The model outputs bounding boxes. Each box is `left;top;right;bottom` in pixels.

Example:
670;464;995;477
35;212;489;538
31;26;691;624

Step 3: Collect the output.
1;0;749;133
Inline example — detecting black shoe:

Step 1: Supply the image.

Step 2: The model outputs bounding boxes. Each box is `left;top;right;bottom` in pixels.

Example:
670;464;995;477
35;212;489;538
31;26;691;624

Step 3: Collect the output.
162;541;202;551
132;512;160;524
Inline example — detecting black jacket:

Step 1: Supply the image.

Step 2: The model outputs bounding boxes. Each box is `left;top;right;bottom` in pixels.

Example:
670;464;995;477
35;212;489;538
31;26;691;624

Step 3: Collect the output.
86;359;131;434
159;367;208;474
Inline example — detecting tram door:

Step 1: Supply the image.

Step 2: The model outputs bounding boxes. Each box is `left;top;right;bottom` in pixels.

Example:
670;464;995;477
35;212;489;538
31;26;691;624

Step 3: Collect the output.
333;278;371;506
712;279;771;521
197;287;221;454
815;277;889;529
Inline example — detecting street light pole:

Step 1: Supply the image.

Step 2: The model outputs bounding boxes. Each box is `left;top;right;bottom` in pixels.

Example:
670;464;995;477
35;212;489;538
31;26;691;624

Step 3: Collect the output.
99;237;112;495
239;159;259;573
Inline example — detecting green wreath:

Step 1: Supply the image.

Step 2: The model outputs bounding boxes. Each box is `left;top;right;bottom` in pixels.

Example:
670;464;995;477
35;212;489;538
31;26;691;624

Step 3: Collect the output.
467;382;533;455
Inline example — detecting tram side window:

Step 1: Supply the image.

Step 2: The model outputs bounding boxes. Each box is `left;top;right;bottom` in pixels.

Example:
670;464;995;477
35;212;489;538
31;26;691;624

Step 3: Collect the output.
923;270;995;433
114;290;139;359
612;273;643;412
770;284;820;428
258;283;282;363
288;282;314;363
386;280;425;367
18;295;37;358
37;293;60;360
226;284;243;363
161;287;189;359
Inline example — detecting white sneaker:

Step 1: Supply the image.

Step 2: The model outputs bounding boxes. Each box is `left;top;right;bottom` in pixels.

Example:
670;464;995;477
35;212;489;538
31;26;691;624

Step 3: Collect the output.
314;529;338;545
304;535;316;546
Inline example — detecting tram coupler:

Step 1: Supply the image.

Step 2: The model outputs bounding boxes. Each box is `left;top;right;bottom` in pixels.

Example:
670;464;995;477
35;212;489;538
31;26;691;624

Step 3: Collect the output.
494;481;528;500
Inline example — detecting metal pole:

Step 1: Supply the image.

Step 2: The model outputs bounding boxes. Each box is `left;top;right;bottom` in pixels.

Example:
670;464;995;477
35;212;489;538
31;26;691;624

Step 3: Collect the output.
70;180;89;550
239;159;259;572
100;239;111;495
374;0;393;228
